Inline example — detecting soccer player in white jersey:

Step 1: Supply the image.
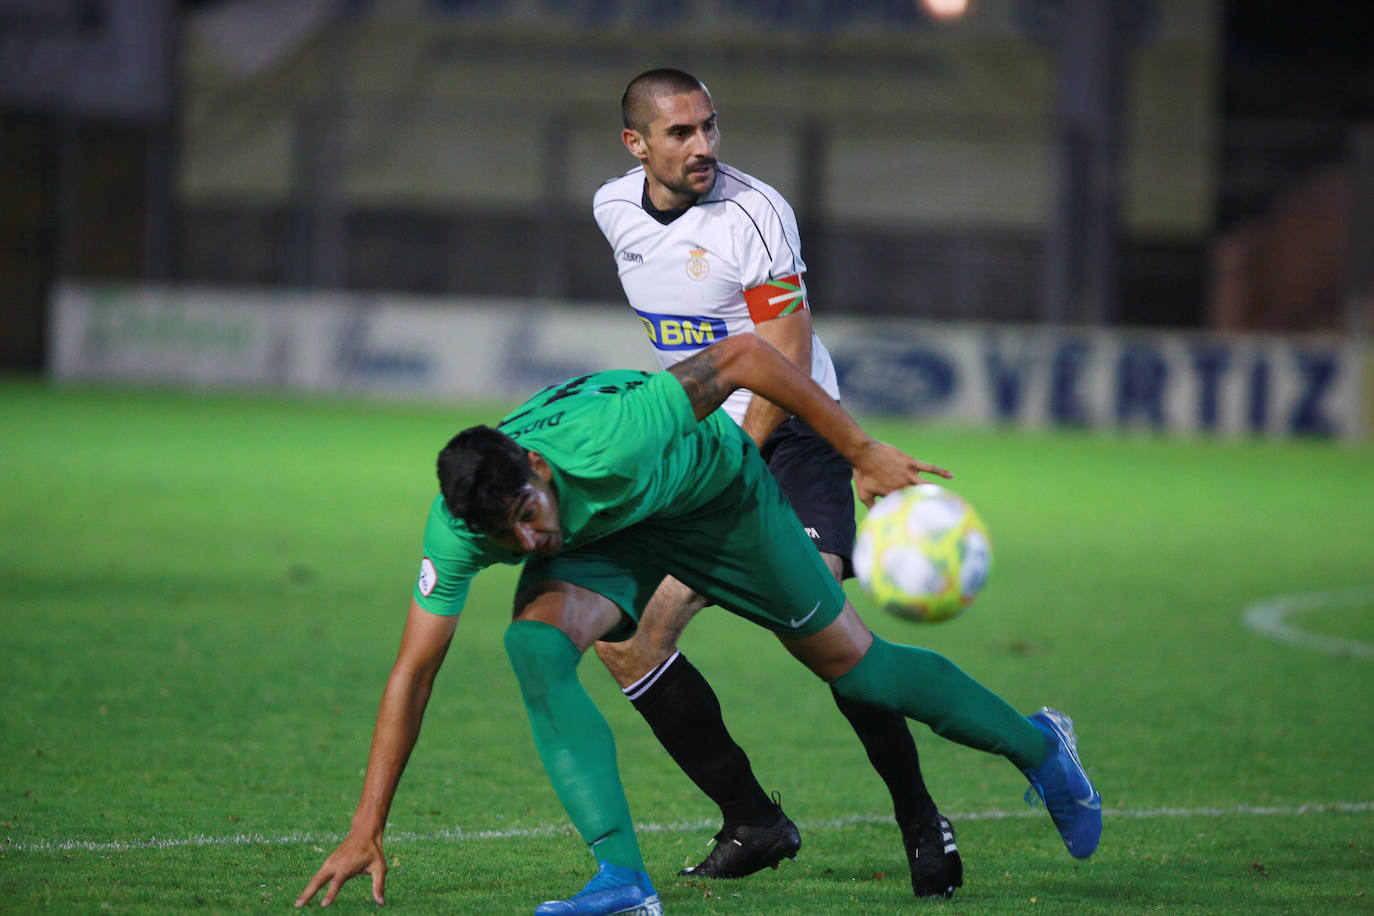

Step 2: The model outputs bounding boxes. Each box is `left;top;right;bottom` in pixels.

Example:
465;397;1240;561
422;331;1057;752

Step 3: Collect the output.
589;68;962;898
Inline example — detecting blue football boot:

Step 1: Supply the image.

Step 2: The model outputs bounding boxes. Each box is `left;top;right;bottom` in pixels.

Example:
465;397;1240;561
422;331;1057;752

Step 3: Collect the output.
1021;707;1102;859
534;861;662;916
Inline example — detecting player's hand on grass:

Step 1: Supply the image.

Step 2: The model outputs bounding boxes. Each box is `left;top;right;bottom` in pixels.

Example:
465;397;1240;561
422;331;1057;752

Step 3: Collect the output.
295;833;387;908
851;439;952;508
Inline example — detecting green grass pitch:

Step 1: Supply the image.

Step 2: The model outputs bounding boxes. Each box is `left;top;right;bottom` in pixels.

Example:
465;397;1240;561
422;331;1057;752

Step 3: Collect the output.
2;380;1371;914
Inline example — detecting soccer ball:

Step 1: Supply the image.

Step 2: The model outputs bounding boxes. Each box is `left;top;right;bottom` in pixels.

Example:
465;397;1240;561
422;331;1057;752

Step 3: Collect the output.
853;483;992;623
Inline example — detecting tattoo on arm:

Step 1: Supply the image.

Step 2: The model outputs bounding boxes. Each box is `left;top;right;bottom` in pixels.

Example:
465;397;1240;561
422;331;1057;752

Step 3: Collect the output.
671;347;732;419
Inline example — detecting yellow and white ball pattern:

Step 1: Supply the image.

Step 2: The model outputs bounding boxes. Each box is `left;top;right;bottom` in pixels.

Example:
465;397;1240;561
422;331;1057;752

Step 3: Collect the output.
853;484;992;623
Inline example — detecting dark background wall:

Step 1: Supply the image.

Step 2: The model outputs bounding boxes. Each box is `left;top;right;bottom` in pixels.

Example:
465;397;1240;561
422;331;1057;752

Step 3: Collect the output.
3;0;1372;372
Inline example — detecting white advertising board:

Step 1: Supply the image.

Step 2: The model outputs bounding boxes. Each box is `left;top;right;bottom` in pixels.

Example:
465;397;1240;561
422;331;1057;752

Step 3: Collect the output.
50;283;1366;440
49;283;656;400
822;319;1367;439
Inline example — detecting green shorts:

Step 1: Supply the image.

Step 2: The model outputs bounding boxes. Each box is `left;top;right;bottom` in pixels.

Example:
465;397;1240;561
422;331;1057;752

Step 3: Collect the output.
518;439;846;642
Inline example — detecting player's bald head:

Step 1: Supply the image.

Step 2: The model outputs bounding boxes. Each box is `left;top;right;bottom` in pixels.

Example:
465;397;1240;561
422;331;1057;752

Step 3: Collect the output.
621;68;711;132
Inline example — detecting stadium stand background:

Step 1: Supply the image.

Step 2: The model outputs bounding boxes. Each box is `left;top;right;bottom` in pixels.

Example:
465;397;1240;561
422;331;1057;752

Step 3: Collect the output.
1;0;1371;372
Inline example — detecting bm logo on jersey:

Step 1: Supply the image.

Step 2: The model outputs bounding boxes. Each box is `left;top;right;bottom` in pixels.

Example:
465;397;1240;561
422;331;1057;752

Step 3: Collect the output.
635;309;727;350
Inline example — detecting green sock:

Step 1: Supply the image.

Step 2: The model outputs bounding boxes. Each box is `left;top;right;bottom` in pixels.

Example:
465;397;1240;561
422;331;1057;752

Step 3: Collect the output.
504;619;644;872
831;636;1046;770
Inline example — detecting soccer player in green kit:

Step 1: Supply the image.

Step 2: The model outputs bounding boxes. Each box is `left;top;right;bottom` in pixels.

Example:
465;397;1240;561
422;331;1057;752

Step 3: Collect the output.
295;333;1101;915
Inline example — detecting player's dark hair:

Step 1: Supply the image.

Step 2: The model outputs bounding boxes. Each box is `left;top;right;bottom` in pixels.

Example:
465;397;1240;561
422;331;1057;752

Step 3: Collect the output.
622;68;709;131
436;425;534;532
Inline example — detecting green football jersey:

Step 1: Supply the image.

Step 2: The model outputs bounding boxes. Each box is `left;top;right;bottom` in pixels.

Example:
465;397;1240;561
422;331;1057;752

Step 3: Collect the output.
414;369;746;616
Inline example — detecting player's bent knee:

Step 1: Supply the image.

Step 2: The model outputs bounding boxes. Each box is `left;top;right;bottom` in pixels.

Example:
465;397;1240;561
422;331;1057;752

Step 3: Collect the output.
504;619;582;699
779;601;872;681
828;636;906;713
830;636;967;727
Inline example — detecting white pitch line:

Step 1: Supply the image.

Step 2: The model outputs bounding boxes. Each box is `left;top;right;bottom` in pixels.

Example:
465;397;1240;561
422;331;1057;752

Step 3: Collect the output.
5;801;1371;855
1242;586;1374;660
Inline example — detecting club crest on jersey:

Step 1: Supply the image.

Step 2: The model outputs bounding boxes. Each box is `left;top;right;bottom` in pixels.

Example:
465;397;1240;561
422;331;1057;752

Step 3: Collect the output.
685;248;710;281
634;308;727;350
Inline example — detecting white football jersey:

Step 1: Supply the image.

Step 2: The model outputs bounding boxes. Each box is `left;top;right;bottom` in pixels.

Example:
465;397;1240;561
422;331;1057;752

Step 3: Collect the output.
593;163;840;426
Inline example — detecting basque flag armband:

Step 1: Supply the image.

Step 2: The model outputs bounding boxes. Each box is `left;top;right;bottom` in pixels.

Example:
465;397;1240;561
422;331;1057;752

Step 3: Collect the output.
743;274;808;323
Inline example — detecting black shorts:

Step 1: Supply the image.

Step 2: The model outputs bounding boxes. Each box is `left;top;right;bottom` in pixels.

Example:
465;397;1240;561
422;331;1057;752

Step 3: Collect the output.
759;413;857;579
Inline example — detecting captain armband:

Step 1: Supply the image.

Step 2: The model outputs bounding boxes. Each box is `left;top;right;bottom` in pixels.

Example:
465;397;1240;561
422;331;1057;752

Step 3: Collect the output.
743;273;808;323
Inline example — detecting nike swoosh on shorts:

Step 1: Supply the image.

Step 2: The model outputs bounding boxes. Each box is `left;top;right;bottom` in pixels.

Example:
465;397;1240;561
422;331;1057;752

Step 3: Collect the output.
788;601;822;628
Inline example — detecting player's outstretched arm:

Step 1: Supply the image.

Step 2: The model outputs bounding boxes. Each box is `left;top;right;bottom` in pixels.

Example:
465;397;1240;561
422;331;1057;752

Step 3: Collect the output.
295;600;458;908
668;334;951;505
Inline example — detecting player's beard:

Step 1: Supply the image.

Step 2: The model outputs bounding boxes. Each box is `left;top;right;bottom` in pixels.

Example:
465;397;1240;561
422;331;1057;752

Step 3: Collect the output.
657;158;716;203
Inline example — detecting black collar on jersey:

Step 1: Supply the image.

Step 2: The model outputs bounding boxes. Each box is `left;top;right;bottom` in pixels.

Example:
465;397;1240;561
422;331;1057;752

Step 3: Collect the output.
641;182;694;226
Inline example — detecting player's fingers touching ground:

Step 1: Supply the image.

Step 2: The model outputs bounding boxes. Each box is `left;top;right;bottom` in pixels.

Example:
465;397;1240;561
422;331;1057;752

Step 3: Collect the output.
293;868;330;907
294;861;372;908
320;872;351;907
